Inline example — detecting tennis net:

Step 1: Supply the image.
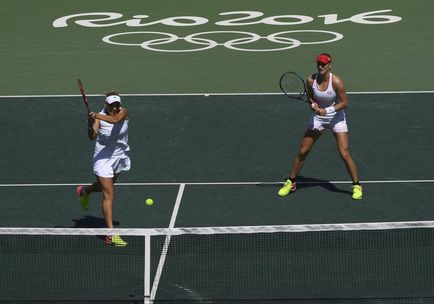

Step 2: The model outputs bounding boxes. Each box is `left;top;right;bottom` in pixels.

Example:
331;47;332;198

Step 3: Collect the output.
1;221;434;303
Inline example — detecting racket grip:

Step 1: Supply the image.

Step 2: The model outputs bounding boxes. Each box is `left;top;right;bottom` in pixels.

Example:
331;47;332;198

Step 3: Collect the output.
87;118;94;129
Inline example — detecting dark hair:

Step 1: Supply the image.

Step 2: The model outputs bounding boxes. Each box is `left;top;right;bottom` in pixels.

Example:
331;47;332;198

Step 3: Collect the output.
106;91;119;97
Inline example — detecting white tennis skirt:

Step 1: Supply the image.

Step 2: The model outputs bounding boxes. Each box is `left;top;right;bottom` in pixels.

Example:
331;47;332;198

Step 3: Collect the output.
93;155;131;178
307;111;348;133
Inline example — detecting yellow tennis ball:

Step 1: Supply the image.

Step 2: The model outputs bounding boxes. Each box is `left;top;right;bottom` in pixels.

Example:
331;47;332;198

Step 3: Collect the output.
145;198;154;206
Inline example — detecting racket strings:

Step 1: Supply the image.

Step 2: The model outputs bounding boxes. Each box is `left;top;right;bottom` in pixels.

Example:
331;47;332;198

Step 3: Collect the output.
280;74;305;98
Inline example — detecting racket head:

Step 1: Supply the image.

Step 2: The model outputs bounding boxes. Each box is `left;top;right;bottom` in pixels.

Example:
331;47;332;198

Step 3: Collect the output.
77;79;91;113
279;71;309;103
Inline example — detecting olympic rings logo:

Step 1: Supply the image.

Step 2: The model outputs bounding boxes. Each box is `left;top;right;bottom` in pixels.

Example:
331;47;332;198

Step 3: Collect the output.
102;30;343;52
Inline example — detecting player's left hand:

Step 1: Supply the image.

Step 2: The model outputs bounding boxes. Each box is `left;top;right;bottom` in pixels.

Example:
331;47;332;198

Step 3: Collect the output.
89;112;98;119
315;108;327;116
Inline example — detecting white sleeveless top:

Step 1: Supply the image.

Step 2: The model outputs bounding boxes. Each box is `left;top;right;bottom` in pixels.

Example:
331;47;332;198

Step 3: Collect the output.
312;73;339;108
94;109;130;159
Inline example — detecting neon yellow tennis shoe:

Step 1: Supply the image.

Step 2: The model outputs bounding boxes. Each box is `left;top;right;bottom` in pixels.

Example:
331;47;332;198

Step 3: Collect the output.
76;186;89;210
278;179;297;197
105;235;128;247
352;185;363;200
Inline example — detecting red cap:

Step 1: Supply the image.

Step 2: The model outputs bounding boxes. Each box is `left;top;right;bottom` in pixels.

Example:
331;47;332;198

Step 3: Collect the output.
316;54;331;65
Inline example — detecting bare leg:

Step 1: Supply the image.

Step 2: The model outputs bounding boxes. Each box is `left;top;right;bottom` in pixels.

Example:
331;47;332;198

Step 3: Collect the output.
334;132;359;183
288;130;322;179
97;174;119;228
83;181;101;195
84;174;119;195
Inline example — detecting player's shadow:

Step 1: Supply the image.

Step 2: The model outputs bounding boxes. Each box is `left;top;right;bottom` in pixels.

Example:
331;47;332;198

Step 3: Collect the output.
296;176;352;194
55;216;121;242
71;216;121;241
70;215;120;228
259;175;352;195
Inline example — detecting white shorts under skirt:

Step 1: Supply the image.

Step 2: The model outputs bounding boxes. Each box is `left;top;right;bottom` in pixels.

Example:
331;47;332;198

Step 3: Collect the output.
93;155;131;178
307;111;348;133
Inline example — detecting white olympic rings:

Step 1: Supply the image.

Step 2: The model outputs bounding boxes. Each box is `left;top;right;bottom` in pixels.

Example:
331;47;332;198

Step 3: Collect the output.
102;30;343;52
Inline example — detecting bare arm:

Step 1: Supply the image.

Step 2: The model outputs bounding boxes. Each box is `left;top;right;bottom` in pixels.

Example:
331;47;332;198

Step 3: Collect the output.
89;108;128;124
332;74;349;112
87;117;99;140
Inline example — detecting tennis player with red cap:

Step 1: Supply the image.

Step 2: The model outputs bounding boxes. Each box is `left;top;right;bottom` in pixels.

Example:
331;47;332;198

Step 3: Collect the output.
76;92;131;246
278;53;363;200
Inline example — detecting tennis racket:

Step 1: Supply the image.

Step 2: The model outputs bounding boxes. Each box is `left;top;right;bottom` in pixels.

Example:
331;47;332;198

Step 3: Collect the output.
77;79;91;113
279;71;310;104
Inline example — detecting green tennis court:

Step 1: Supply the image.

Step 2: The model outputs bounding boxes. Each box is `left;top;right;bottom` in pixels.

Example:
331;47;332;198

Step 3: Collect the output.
1;0;434;303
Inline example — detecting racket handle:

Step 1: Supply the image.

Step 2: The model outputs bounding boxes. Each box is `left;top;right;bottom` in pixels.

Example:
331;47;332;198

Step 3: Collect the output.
87;118;94;129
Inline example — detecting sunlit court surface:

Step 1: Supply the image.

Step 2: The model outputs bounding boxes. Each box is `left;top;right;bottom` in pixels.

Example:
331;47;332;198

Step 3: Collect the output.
1;1;434;303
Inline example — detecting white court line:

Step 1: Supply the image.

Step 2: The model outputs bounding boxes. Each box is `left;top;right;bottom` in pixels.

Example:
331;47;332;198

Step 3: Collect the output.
0;180;433;187
149;183;185;302
0;90;434;99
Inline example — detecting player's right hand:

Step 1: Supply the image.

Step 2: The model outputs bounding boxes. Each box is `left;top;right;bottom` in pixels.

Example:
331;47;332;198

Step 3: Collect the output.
310;101;319;111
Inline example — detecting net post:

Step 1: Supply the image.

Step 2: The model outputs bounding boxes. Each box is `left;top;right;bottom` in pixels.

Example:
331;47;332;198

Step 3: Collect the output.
144;233;151;304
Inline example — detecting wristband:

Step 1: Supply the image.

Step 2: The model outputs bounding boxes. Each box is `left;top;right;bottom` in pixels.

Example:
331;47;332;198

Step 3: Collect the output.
325;106;336;114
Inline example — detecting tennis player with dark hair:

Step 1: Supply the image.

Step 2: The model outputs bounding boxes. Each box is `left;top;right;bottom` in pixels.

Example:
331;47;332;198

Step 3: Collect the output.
278;53;363;200
76;92;131;246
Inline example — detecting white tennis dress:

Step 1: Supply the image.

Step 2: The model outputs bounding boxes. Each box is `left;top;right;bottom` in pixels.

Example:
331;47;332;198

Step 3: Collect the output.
308;73;348;133
93;109;131;178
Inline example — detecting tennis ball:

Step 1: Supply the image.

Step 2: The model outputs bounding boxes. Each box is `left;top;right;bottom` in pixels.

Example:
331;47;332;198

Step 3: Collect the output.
145;198;154;206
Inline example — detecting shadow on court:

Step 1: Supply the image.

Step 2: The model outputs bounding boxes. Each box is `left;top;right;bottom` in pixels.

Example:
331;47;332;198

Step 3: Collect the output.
297;176;352;195
54;216;122;242
70;216;120;228
258;176;352;195
54;215;120;228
